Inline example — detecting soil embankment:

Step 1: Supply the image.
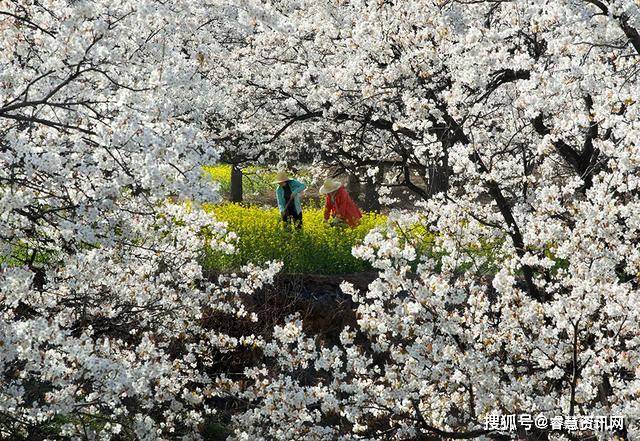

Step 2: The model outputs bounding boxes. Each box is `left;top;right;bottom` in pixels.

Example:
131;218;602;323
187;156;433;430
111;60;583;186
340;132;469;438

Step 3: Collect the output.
248;272;377;340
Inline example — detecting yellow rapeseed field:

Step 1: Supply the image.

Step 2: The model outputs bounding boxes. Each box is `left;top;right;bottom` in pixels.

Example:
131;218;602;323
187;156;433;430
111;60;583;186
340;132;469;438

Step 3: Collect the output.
202;203;387;274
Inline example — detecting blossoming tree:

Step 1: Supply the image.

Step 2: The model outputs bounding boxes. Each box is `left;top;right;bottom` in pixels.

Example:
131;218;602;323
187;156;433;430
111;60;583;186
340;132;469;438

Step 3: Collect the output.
0;0;276;438
221;1;640;440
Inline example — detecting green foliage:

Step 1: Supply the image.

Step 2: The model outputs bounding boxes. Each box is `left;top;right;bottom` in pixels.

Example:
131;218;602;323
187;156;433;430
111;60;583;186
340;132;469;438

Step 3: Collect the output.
1;241;57;267
202;203;386;274
200;417;231;440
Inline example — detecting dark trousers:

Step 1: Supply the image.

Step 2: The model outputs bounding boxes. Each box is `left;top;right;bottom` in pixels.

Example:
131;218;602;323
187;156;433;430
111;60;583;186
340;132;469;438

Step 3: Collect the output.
282;210;303;229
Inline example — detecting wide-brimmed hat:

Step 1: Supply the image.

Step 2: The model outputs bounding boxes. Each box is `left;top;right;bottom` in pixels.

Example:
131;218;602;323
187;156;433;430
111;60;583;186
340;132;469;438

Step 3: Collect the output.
319;178;342;195
271;171;291;184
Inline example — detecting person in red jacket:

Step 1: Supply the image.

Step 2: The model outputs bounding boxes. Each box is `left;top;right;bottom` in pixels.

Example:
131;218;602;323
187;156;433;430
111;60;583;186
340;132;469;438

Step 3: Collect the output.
319;178;363;227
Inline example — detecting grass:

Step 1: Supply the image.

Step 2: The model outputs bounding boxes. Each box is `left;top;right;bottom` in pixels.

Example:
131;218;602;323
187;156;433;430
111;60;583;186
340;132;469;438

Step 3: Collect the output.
202;203;388;274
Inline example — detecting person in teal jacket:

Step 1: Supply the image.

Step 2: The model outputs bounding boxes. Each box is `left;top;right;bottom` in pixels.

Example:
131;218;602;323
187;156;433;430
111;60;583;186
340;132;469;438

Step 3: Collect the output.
272;171;306;229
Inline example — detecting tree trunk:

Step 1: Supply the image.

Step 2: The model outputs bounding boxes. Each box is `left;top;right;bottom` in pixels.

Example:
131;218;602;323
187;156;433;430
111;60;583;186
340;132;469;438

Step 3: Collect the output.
362;165;383;212
427;160;449;197
347;172;362;204
230;164;243;202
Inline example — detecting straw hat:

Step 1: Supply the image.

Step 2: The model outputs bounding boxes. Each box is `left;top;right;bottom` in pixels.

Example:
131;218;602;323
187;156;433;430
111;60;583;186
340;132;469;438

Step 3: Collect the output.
271;170;291;184
319;178;342;195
